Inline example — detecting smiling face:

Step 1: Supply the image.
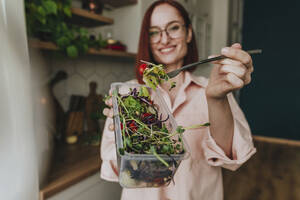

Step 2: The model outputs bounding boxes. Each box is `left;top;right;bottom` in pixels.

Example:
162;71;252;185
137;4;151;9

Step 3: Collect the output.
150;4;192;69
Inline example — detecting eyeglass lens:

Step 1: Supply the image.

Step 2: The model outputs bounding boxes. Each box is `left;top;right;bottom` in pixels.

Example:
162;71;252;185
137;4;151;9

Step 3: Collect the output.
149;22;185;43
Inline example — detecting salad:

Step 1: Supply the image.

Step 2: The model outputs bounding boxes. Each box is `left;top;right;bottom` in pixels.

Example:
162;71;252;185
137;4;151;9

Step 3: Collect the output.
114;86;184;166
111;84;209;187
139;61;176;91
108;61;210;187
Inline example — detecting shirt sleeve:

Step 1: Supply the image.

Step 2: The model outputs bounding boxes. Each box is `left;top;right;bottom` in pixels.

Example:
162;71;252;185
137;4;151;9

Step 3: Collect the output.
202;93;257;171
100;117;119;182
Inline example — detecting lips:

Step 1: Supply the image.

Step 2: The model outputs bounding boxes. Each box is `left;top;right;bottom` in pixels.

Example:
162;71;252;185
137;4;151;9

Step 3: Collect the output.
159;45;176;54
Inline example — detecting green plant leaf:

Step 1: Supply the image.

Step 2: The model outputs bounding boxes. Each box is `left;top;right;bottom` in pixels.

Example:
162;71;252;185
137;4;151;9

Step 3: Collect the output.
124;137;132;148
119;148;125;155
176;126;185;134
37;6;46;17
150;146;169;167
66;45;78;58
138;86;150;98
82;44;89;53
56;36;70;48
57;2;63;11
63;5;72;17
29;3;37;11
38;17;47;25
61;22;68;32
99;40;108;48
98;33;102;41
42;1;57;15
169;81;176;91
79;28;88;37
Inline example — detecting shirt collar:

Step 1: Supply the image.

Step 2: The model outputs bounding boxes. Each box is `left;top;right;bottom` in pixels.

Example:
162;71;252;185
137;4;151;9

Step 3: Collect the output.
157;71;208;113
183;71;208;89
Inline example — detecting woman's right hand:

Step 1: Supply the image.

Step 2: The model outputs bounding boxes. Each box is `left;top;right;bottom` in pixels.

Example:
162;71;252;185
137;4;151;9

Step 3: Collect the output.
103;90;115;131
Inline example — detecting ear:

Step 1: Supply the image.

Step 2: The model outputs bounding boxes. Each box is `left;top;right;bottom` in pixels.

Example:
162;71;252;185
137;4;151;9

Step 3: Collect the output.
186;25;192;43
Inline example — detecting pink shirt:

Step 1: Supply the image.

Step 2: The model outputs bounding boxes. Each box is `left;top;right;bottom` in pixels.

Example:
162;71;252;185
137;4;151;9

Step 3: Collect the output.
100;71;256;200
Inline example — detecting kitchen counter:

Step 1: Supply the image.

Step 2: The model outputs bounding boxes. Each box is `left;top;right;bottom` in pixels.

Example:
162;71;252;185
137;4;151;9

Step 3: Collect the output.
39;135;300;200
223;135;300;200
39;142;101;200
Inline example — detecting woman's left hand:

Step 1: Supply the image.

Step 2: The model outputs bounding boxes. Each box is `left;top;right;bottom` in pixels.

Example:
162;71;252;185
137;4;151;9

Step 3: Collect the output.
206;43;253;100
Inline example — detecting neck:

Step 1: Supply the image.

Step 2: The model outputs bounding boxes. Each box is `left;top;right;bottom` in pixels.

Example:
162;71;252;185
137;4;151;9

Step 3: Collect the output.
161;68;185;93
159;59;185;92
164;59;184;73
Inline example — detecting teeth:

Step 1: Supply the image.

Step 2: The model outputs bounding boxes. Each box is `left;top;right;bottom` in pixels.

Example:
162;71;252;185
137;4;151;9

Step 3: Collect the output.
160;47;174;53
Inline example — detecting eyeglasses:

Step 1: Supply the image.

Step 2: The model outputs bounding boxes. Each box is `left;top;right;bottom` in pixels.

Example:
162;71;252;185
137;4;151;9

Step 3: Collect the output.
149;21;186;44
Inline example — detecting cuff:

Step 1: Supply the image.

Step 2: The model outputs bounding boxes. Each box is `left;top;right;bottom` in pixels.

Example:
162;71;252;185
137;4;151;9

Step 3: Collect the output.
202;118;257;171
100;160;119;182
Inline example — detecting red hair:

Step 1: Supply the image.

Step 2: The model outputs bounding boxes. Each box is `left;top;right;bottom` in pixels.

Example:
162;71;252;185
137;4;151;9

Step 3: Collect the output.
135;0;198;84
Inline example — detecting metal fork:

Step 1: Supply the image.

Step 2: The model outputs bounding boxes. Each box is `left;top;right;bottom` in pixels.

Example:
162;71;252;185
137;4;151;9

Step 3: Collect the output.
166;49;262;78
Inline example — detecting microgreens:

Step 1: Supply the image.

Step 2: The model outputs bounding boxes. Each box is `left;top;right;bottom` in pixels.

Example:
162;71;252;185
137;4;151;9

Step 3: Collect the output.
140;60;176;91
114;86;210;166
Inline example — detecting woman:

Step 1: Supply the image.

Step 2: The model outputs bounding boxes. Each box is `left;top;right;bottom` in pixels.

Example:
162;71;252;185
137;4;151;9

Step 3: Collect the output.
101;1;256;199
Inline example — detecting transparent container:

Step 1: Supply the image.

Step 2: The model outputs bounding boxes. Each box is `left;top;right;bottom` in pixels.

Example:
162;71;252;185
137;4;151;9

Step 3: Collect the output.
111;82;190;188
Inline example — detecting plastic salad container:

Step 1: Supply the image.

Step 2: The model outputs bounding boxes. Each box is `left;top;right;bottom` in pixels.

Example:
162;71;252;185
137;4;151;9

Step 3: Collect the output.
111;82;190;188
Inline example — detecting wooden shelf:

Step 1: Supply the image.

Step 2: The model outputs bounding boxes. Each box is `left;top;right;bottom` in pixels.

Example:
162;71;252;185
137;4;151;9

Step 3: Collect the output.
100;0;137;8
29;39;136;59
253;135;300;147
69;8;113;27
39;143;101;200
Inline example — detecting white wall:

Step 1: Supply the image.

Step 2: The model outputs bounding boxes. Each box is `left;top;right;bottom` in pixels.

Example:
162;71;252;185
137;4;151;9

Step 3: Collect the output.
210;0;230;54
50;55;135;111
90;0;160;53
194;0;230;77
91;3;143;53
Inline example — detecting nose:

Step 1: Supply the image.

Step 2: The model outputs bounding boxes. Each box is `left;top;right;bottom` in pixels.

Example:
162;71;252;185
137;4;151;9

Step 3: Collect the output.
160;30;170;45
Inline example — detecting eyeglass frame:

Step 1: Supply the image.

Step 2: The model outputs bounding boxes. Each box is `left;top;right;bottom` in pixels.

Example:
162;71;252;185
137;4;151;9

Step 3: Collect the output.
148;20;188;44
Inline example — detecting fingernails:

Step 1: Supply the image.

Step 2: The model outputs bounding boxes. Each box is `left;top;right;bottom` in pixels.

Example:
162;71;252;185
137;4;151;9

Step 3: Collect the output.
227;73;244;87
221;47;230;54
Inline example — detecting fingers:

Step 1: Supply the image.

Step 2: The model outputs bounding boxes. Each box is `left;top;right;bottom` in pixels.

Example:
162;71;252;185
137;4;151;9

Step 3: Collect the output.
207;44;254;98
221;47;253;69
206;72;243;99
219;73;245;96
219;45;254;85
105;89;113;106
103;107;114;118
231;43;242;49
220;64;246;79
217;58;246;77
103;107;114;131
225;73;244;90
105;97;112;107
108;123;115;131
208;54;221;65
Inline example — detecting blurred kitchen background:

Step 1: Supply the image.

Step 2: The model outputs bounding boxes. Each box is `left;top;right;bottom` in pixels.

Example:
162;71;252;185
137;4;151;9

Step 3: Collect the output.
0;0;299;200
